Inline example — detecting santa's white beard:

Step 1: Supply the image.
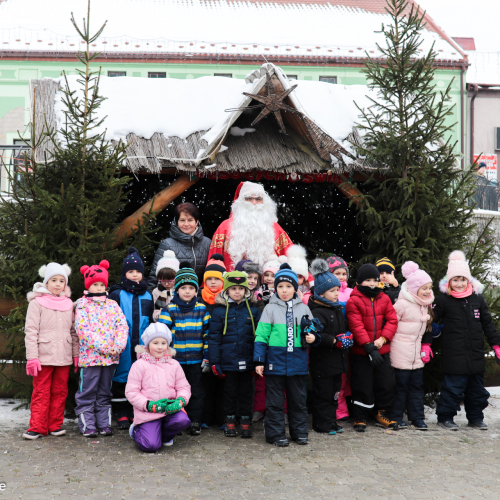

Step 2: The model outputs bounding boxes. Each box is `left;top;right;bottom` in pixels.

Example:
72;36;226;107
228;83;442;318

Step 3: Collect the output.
228;196;278;267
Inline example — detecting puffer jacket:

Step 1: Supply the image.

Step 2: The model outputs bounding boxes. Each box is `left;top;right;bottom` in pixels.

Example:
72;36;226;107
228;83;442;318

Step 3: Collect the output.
254;294;314;377
208;294;261;372
346;286;398;356
308;298;349;377
434;290;500;375
74;295;129;367
390;284;433;370
147;220;211;290
125;350;191;426
25;286;79;366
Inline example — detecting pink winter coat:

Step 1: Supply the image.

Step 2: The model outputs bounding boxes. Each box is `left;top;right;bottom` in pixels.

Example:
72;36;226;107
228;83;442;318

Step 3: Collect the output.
25;285;78;366
125;348;191;426
390;283;433;370
339;282;353;303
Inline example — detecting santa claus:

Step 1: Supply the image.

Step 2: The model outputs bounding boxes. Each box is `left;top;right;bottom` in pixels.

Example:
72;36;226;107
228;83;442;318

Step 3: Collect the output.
208;182;293;270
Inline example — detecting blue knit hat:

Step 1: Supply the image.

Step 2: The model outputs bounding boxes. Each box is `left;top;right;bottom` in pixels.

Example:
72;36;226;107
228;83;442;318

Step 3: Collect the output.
175;262;199;291
122;247;145;275
310;259;340;296
274;263;298;291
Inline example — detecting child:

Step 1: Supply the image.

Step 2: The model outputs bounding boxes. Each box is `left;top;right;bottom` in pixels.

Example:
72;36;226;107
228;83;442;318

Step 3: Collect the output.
258;256;287;306
198;254;226;430
308;259;352;435
326;255;353;303
346;263;398;432
152;250;179;321
23;263;78;440
254;263;318;447
208;270;261;437
287;245;312;305
235;260;262;295
376;257;401;305
109;247;154;429
74;260;129;437
389;261;434;430
158;264;210;436
434;251;500;431
126;323;191;452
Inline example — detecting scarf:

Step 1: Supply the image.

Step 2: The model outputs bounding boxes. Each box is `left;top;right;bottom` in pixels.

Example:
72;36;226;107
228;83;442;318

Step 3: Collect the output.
340;281;348;292
141;350;171;364
450;283;473;298
32;283;73;311
357;285;383;298
201;284;223;305
400;282;434;306
313;294;342;309
171;294;198;313
113;275;148;295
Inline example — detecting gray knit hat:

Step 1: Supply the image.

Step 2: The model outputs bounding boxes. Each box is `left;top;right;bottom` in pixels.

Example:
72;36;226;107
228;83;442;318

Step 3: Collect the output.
242;261;263;277
141;323;172;348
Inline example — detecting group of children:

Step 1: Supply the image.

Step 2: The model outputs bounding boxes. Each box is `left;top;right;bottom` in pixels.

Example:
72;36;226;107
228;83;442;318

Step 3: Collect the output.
23;242;500;450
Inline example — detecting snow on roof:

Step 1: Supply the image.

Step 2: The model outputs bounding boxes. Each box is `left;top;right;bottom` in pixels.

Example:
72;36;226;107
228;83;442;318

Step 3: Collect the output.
466;52;500;86
0;0;463;62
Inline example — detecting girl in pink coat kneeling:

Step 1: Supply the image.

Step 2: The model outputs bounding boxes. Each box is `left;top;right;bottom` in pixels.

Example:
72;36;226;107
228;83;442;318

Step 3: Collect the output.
389;261;434;430
125;323;191;452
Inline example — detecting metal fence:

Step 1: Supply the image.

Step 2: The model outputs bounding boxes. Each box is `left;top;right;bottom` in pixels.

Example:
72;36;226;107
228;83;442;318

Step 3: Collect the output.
473;175;499;211
0;145;30;197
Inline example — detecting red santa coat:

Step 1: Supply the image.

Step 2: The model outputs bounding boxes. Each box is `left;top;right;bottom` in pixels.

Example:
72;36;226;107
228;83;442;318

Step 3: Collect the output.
208;218;292;271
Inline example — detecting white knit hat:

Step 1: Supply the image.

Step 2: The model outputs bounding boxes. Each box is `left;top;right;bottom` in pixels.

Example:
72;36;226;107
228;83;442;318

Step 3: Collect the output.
156;250;180;276
39;263;71;285
286;244;308;278
238;181;266;200
141;323;172;348
446;250;472;281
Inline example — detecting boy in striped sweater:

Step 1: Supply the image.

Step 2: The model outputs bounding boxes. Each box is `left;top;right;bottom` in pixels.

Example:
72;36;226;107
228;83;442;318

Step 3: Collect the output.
158;263;210;436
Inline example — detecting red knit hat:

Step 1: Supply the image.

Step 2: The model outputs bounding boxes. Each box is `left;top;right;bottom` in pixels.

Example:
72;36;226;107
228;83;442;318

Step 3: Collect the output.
80;260;110;289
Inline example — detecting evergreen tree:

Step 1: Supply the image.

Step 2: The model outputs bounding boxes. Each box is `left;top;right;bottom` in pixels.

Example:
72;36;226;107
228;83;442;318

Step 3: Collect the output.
0;1;154;401
350;0;497;399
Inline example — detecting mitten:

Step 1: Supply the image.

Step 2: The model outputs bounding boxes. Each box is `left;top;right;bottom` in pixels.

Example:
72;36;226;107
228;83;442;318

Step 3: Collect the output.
431;323;444;338
420;344;433;364
152;309;161;322
164;397;187;415
211;365;226;379
363;343;384;368
26;359;42;377
335;332;354;350
146;400;167;413
201;360;211;373
493;346;500;366
73;357;79;373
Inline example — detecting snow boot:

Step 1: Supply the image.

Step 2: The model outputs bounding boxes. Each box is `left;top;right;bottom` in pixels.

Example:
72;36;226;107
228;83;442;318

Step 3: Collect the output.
438;420;458;431
468;420;488;430
375;410;399;430
353;419;367;432
224;415;237;437
240;416;253;438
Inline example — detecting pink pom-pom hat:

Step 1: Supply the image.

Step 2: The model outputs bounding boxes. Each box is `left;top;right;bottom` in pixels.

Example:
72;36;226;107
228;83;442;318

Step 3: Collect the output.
446;250;472;281
401;261;432;295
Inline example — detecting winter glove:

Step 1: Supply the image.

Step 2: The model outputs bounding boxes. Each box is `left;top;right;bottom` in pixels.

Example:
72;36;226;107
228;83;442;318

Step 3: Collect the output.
73;357;79;373
431;323;444;338
146;400;168;413
493;346;500;366
363;343;385;368
164;397;187;415
211;365;226;379
152;309;161;322
420;344;433;364
26;359;42;377
201;360;211;373
335;332;354;350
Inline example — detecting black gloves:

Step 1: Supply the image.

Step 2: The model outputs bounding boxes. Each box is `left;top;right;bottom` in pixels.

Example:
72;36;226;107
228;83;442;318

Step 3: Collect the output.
364;343;385;368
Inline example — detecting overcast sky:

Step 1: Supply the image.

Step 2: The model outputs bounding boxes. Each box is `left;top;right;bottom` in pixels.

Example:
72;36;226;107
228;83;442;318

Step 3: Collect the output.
417;0;500;52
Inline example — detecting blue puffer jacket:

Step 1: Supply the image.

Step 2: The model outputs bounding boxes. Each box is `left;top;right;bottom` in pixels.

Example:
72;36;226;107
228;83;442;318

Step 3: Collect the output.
208;295;261;373
109;288;153;383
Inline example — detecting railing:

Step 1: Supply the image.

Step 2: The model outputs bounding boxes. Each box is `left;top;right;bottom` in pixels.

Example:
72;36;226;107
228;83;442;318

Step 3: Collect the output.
0;145;30;197
473;175;499;211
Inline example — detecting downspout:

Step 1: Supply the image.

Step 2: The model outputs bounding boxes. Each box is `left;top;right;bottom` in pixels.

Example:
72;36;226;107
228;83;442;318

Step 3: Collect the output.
470;84;479;165
461;65;465;169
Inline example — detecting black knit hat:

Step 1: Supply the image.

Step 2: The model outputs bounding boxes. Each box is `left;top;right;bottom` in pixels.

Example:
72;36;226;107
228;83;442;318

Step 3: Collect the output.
376;257;395;274
122;247;145;275
356;264;380;285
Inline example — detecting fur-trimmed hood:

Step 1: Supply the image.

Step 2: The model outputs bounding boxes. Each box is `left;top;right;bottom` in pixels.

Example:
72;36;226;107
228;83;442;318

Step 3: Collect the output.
215;291;258;306
439;276;484;295
27;284;72;302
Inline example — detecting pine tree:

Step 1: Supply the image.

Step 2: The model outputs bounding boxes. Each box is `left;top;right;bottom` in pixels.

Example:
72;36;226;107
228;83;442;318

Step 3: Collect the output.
350;0;497;400
0;1;154;401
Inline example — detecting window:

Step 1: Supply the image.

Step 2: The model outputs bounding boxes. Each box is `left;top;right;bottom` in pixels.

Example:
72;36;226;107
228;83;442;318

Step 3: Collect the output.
108;71;126;77
148;72;166;78
319;76;337;84
287;75;298;80
214;73;232;78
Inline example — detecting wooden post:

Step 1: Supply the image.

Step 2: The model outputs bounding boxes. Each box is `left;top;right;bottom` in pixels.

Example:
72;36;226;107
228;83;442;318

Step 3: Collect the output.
0;297;19;316
113;174;198;247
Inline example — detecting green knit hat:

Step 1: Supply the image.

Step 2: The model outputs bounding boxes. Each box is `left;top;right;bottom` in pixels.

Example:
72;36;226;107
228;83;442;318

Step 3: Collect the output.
174;263;199;291
223;270;249;292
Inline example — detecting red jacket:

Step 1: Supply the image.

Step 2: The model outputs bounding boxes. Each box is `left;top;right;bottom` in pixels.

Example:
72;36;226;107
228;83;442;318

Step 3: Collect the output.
346;286;398;356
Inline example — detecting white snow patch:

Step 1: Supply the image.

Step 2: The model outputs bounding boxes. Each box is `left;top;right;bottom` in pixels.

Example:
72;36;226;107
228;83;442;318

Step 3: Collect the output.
219;145;228;152
230;127;256;137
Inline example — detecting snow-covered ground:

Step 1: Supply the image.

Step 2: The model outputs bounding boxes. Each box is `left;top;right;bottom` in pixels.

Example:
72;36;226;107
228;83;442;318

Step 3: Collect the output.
2;388;500;431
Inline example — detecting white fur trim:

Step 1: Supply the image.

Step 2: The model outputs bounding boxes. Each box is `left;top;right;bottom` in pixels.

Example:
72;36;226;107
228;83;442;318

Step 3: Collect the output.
238;181;266;200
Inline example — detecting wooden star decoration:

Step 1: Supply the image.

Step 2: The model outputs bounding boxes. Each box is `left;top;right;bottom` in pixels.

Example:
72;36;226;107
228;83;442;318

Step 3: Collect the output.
241;72;303;133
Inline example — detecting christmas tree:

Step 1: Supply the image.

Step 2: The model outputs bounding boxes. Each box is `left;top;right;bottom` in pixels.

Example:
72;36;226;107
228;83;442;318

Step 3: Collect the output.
0;1;154;402
350;0;497;399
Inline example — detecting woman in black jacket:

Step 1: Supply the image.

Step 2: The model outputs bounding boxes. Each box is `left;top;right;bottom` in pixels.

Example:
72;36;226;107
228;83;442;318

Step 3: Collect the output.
147;203;211;290
434;251;500;431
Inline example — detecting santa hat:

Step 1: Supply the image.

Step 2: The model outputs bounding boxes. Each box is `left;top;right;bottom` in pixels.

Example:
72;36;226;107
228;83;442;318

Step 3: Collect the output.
39;263;71;286
286;244;308;278
263;255;288;275
156;250;180;276
401;261;431;296
80;260;110;289
234;181;266;201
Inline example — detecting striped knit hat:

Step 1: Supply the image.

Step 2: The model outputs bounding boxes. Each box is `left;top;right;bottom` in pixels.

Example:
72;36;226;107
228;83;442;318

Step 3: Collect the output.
274;263;298;291
203;253;226;283
174;262;199;291
376;257;396;274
